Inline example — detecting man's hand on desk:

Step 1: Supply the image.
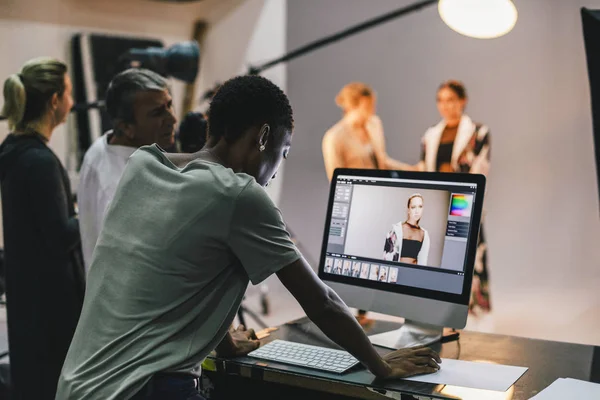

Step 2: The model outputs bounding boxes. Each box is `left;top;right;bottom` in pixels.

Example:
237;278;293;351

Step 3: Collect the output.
380;345;441;379
215;325;260;358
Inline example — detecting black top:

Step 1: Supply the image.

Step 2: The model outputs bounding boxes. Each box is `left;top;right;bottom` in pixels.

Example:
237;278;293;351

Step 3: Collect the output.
400;239;423;259
436;141;455;171
0;133;85;399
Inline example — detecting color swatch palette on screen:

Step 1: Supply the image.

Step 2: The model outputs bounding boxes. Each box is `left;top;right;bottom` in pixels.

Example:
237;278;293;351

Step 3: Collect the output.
450;194;473;217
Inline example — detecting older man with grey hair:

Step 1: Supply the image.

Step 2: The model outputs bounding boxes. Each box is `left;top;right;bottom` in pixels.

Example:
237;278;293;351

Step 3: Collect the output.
77;68;177;272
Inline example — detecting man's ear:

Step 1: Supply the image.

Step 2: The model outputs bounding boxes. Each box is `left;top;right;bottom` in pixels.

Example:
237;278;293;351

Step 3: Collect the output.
116;120;135;140
50;92;59;112
258;124;271;149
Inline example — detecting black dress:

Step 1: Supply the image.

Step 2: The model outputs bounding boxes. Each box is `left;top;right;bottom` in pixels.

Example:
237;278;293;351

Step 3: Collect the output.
0;133;85;399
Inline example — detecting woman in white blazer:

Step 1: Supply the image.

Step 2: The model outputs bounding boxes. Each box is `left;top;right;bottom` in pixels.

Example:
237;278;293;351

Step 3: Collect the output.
407;80;491;314
383;194;431;265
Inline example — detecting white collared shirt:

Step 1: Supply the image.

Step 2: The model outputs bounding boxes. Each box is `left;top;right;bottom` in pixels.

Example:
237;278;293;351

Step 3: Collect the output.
77;133;137;272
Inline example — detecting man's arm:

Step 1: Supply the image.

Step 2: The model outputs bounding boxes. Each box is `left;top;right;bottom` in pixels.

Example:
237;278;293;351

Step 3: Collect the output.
277;258;440;379
322;133;343;182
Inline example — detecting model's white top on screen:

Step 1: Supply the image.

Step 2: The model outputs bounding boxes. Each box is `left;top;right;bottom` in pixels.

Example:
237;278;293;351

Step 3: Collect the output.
383;223;431;265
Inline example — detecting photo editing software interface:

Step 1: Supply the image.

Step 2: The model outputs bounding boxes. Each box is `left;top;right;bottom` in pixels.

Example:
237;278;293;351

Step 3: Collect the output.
323;175;478;295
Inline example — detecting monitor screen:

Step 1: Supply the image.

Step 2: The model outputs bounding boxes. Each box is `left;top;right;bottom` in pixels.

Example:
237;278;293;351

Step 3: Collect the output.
319;170;485;303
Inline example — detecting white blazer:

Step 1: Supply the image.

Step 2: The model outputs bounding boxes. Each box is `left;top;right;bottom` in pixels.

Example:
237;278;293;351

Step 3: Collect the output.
421;114;489;173
383;223;431;266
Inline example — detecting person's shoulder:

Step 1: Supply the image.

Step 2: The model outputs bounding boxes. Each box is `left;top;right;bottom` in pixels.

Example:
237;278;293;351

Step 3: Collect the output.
184;160;258;201
423;122;440;136
323;120;347;146
80;135;108;168
325;119;346;138
234;177;275;210
125;144;165;170
474;122;490;138
20;146;57;169
369;114;383;126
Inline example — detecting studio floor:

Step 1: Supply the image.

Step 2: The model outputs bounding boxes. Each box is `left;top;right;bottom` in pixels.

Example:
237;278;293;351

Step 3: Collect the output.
240;275;600;348
1;275;599;364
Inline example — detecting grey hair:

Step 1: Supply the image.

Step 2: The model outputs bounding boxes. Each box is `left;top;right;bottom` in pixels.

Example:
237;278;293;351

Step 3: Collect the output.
105;68;170;134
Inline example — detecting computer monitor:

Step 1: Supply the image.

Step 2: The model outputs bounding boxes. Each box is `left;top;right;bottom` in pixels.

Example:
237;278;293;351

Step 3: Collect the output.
318;169;486;348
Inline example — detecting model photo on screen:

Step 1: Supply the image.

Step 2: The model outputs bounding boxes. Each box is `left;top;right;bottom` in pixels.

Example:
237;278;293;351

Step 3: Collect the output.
352;261;362;277
360;263;370;279
378;265;389;282
383;194;431;266
332;259;342;274
342;260;352;276
369;265;380;281
343;185;450;269
324;257;333;273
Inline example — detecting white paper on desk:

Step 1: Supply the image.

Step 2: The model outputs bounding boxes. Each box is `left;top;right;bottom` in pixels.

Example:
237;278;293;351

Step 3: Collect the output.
530;378;600;399
402;358;528;392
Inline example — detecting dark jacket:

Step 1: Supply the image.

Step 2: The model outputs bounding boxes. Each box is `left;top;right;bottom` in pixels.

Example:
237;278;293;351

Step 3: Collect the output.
0;133;85;400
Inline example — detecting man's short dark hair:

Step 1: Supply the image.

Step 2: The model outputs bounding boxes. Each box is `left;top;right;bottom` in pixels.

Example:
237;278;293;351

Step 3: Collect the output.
207;75;294;142
105;68;169;127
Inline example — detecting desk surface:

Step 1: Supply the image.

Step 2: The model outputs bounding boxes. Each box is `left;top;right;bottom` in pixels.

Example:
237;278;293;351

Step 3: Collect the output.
207;317;600;400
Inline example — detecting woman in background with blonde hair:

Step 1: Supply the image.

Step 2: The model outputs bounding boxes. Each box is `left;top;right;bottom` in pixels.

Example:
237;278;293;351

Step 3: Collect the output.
323;82;404;327
322;82;404;181
0;57;85;399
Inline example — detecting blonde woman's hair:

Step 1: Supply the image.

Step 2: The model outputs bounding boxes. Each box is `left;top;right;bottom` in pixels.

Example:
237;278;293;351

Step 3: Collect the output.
335;82;374;113
2;57;67;132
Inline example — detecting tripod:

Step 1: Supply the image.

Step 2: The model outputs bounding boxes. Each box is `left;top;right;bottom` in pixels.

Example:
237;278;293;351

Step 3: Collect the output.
237;296;268;330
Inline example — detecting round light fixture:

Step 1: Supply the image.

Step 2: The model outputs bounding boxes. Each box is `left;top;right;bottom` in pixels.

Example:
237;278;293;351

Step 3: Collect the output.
438;0;518;39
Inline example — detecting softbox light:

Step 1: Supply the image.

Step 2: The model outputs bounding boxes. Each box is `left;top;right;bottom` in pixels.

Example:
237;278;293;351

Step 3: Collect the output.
581;7;600;208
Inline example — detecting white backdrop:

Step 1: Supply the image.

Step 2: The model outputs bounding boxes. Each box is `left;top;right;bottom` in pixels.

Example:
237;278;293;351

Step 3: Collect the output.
281;0;600;345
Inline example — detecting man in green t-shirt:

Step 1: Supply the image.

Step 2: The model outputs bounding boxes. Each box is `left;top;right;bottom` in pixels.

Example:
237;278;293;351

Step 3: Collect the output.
56;75;440;400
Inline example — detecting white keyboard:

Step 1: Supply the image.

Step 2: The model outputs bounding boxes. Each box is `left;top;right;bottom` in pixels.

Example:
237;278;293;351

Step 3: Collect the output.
247;339;359;374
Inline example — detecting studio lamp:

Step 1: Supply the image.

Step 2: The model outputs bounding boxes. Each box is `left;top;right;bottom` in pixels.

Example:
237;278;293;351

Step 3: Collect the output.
439;0;518;39
122;40;200;83
247;0;519;75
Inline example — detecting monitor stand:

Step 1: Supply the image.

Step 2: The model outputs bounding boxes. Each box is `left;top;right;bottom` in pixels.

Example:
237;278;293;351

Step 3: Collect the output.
368;320;443;349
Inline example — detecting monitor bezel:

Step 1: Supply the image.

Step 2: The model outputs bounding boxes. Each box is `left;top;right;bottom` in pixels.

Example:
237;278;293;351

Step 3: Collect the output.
318;168;486;306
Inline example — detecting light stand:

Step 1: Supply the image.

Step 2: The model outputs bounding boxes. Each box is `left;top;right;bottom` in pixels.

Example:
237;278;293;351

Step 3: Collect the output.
581;7;600;212
237;300;268;330
247;0;437;75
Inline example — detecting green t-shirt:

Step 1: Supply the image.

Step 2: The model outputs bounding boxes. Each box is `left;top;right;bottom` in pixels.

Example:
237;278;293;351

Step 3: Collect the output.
56;145;301;399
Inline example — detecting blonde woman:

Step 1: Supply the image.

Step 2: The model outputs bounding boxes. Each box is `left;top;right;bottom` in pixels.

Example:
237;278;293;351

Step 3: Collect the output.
0;58;85;399
322;82;404;181
322;82;406;327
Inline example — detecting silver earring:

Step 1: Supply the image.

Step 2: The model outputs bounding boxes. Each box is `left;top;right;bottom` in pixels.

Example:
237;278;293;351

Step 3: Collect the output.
259;145;265;152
